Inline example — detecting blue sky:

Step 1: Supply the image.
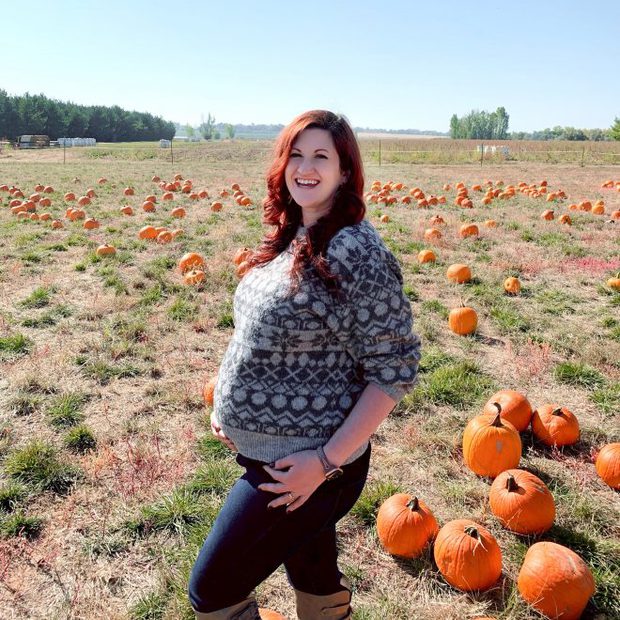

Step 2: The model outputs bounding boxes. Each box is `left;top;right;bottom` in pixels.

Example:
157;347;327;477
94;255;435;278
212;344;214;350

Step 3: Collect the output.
2;0;618;132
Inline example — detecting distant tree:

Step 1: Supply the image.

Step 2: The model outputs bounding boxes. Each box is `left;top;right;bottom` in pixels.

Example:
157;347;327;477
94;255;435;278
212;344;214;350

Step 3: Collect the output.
185;124;195;139
225;123;235;139
611;117;620;141
199;113;216;140
449;107;509;139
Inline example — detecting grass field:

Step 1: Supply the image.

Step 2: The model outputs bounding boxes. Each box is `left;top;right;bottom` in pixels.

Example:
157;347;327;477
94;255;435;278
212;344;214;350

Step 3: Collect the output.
0;143;619;619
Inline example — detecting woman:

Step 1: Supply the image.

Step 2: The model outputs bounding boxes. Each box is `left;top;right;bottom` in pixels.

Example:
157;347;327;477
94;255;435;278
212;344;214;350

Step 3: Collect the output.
188;110;421;619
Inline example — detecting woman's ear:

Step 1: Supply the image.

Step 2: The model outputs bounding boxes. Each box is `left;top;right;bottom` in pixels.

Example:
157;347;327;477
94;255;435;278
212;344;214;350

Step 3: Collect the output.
341;170;349;185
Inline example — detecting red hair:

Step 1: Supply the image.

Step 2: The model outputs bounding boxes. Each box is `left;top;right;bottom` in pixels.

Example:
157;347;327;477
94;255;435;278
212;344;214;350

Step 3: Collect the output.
248;110;365;295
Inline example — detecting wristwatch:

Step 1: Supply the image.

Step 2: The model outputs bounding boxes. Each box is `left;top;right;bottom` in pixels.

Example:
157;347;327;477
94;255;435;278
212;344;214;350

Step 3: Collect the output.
317;445;344;480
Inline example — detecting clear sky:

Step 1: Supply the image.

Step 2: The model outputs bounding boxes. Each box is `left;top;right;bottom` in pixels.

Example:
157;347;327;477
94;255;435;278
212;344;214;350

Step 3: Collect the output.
2;0;618;133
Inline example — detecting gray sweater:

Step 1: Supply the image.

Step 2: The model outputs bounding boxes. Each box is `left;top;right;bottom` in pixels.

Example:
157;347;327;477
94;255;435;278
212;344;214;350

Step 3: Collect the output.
213;219;421;464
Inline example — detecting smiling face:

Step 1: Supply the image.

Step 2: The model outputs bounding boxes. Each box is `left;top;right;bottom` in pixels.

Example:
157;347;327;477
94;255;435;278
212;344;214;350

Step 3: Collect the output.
284;127;348;227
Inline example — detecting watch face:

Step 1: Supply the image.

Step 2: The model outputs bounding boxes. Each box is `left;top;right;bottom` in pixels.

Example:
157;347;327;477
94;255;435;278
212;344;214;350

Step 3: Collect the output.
325;468;343;480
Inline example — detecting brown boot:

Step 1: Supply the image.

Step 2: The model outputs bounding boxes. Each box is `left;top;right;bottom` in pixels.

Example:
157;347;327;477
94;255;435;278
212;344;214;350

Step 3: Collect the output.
294;575;352;619
192;595;261;620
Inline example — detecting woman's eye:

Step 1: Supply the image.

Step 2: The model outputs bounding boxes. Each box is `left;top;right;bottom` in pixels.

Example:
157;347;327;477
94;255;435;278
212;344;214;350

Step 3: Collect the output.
290;153;301;157
316;154;327;159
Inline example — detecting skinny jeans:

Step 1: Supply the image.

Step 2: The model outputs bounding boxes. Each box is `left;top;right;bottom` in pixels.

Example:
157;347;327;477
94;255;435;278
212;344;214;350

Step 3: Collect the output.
188;444;371;613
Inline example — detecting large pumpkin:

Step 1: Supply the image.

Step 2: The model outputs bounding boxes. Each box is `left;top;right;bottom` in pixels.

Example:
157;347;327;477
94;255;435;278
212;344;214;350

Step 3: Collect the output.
489;469;555;534
448;306;477;336
433;519;502;591
594;442;620;489
463;406;521;477
446;263;471;283
376;494;439;558
178;252;206;274
483;390;532;432
531;404;580;447
517;542;595;620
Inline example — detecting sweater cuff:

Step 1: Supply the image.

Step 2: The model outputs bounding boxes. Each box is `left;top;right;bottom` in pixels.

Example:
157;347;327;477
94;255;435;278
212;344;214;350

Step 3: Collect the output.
369;382;405;405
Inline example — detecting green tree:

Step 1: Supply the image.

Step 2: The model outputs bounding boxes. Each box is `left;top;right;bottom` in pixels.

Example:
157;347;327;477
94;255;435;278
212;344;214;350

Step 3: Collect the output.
199;113;216;140
225;123;235;139
185;124;195;139
611;117;620;141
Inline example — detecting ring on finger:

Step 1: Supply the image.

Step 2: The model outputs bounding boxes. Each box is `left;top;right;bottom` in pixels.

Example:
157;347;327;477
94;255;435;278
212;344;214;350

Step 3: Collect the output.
286;491;294;505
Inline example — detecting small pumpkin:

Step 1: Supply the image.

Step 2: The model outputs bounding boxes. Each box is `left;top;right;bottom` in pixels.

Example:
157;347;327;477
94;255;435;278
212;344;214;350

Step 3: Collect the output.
123;187;135;196
503;276;521;295
233;247;252;266
423;227;442;241
96;244;116;257
83;218;100;230
531;404;580;447
483;390;532;432
459;223;479;238
446;263;471;283
417;249;436;264
184;269;205;285
171;207;186;218
559;213;572;225
594;442;620;489
376;494;439;558
178;252;206;273
142;200;156;212
64;192;76;202
203;374;218;406
462;405;521;477
138;225;158;240
236;260;251;279
433;519;502;592
517;542;595;620
484;219;497;227
120;205;134;216
211;201;223;212
489;469;555;534
380;214;390;223
448;305;477;336
607;272;620;291
541;209;554;220
156;230;173;244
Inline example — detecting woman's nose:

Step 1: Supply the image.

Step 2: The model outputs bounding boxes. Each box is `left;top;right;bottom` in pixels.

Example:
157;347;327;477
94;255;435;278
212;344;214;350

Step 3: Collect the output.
297;158;314;174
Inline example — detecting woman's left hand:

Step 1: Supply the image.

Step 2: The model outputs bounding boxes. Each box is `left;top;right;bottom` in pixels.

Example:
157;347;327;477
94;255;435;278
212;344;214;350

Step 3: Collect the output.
258;449;326;512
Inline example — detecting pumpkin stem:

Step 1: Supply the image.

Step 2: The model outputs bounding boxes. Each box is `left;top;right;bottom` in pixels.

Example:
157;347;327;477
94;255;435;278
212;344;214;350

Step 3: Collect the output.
552;407;564;416
491;411;503;427
506;475;520;492
464;525;480;540
407;497;420;511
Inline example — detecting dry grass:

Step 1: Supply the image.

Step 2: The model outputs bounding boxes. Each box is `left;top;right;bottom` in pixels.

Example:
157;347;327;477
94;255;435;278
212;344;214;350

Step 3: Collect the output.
0;151;619;619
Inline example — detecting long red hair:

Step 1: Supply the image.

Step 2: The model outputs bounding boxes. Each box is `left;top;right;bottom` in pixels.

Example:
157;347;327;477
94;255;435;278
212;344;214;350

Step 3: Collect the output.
248;110;365;295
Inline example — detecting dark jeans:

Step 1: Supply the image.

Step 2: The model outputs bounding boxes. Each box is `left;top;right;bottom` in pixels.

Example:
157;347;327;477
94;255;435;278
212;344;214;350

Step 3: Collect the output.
188;444;371;613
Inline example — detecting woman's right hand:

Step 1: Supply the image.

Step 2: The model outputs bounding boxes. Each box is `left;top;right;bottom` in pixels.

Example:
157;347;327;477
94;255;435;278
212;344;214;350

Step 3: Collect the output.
210;411;237;452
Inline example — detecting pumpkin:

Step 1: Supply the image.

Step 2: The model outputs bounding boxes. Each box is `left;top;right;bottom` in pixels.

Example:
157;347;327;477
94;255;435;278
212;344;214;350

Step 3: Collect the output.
120;206;134;216
236;260;251;278
541;209;554;220
86;188;96;198
152;175;161;183
64;192;76;202
433;519;502;592
517;542;595;620
142;200;156;212
83;218;100;230
380;214;390;223
178;252;206;273
417;249;436;264
77;196;91;207
594;442;620;489
484;219;497;227
376;494;439;558
462;405;521;477
531;404;580;447
211;201;223;212
233;247;252;266
258;609;286;620
39;213;52;221
162;192;174;201
611;209;620;220
459;223;479;238
489;469;555;534
39;198;51;208
429;215;445;226
51;220;64;229
483;390;532;432
123;187;135;196
96;244;117;257
448;306;477;336
203;374;218;406
446;263;471;283
29;213;40;221
423;227;442;241
240;196;253;206
503;276;521;295
607;272;620;290
156;230;173;244
138;225;158;240
97;177;107;184
174;173;183;181
592;202;605;215
171;207;186;218
184;269;205;285
559;213;572;225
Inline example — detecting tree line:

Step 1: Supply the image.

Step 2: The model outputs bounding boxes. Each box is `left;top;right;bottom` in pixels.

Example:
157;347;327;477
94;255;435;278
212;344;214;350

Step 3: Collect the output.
0;91;176;142
450;107;619;141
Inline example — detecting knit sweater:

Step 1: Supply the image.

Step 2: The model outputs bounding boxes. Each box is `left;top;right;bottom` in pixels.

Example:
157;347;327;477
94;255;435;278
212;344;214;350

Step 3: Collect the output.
213;219;421;464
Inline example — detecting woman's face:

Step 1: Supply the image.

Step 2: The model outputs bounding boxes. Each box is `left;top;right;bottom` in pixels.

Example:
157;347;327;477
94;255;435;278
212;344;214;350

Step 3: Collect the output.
285;128;347;226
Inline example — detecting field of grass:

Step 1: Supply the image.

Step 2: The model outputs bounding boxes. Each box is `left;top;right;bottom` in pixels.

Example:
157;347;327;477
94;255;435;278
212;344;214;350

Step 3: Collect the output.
0;147;619;619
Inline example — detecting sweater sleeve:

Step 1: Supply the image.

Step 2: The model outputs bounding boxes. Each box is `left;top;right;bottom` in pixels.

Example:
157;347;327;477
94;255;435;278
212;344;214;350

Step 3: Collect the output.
326;226;421;403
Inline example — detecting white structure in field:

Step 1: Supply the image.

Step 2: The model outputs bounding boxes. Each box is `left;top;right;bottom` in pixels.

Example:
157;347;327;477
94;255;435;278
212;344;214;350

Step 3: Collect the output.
160;139;171;148
476;145;510;156
57;137;97;146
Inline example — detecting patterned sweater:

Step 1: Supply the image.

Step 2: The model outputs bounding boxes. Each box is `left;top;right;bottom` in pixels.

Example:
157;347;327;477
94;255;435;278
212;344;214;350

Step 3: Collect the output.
213;219;421;464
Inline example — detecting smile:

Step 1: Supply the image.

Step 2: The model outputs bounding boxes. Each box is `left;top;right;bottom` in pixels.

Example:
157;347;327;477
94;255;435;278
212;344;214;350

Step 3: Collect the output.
296;179;319;187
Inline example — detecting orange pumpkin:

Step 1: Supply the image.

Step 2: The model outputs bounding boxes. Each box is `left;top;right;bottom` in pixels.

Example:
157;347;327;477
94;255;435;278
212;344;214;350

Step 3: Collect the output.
96;244;117;257
594;442;620;489
142;200;156;212
607;272;620;291
448;306;477;336
423;228;442;241
484;219;497;228
459;223;479;238
211;201;223;212
258;609;287;620
120;205;134;216
489;469;555;534
203;374;218;406
559;213;572;225
138;225;158;240
123;187;135;196
446;263;471;283
233;247;252;266
462;405;521;477
503;276;521;295
531;404;580;447
483;390;532;432
433;519;502;591
417;249;436;264
184;269;205;285
517;542;595;620
171;207;186;218
83;218;100;230
541;209;554;220
376;494;439;558
178;252;206;273
156;230;173;244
